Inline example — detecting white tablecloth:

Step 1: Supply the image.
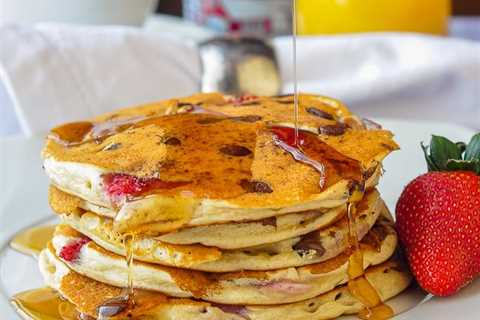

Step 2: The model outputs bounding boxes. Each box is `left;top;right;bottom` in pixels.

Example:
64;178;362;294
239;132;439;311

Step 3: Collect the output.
1;17;479;136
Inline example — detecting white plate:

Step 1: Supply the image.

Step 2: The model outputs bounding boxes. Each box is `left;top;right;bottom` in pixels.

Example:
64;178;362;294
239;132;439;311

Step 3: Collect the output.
0;118;479;319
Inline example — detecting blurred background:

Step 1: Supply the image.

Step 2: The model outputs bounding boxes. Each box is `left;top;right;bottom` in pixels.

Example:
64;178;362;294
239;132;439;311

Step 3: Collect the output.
0;0;479;136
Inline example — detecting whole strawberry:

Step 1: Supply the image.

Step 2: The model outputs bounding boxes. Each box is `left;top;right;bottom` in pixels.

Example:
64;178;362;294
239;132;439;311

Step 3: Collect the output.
396;133;480;296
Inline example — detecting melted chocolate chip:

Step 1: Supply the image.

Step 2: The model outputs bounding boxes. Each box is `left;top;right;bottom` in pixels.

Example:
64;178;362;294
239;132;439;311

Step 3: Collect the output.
318;123;346;136
178;102;195;107
276;99;294;105
293;232;325;257
197;117;224;124
240;179;273;193
96;295;129;318
306;107;334;120
220;145;252;157
239;101;261;106
164;137;181;146
260;217;277;227
231;115;262;123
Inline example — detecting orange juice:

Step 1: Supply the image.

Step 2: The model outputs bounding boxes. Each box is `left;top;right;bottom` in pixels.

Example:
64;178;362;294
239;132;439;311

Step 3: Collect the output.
296;0;451;35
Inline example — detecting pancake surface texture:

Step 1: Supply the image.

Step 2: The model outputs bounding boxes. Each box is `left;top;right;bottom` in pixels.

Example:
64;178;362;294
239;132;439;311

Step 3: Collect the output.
42;93;398;234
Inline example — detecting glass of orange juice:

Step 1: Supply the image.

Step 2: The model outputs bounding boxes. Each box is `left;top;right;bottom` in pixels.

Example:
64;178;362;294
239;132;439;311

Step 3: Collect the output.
296;0;451;35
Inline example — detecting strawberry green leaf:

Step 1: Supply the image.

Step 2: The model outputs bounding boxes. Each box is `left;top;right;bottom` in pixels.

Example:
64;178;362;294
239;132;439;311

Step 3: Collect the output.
429;135;462;170
446;159;480;174
421;142;440;171
464;133;480;161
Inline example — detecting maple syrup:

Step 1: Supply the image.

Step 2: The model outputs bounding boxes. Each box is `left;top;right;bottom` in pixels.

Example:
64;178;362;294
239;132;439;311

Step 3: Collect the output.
292;0;300;146
11;287;78;320
96;233;136;319
270;126;362;189
10;225;56;257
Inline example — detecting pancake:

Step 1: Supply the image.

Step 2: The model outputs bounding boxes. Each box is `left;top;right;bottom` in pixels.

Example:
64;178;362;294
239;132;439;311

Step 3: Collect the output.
42;93;398;234
56;190;384;272
50;187;381;249
49;218;397;305
39;246;412;320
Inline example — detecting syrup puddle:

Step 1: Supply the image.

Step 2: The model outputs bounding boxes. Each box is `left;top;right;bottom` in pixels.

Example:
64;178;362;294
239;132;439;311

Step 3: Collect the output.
11;287;78;320
10;225;56;258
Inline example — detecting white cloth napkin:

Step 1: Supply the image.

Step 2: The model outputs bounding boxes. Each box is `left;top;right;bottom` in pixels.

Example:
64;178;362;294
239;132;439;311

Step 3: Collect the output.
0;24;201;136
1;24;479;136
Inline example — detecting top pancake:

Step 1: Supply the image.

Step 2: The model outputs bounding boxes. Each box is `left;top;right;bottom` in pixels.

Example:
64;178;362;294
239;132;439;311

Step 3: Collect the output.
42;93;398;232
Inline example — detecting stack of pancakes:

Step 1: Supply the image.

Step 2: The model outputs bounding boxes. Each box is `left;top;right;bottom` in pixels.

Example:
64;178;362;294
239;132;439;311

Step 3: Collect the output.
39;93;412;319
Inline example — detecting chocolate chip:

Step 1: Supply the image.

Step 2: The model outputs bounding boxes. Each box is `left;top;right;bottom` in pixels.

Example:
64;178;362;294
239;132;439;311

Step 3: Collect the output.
239;101;261;106
164;137;181;146
178;102;195;107
231;115;262;123
318;123;346;136
103;143;122;151
260;217;277;227
334;293;342;301
306;107;334;120
197;117;225;124
96;295;129;318
220;145;252;157
293;232;325;257
276;99;294;104
240;179;273;193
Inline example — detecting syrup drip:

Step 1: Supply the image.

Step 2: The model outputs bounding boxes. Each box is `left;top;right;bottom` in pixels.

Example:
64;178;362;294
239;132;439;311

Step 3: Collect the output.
96;234;136;319
10;225;55;257
11;287;78;320
125;234;136;298
270;126;362;189
345;187;394;319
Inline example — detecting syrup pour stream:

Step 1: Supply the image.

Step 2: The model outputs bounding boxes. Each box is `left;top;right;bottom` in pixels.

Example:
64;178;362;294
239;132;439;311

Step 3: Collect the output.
289;1;392;319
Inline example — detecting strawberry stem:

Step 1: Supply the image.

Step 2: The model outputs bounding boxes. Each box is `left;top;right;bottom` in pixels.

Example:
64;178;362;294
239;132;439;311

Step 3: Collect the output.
422;133;480;174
